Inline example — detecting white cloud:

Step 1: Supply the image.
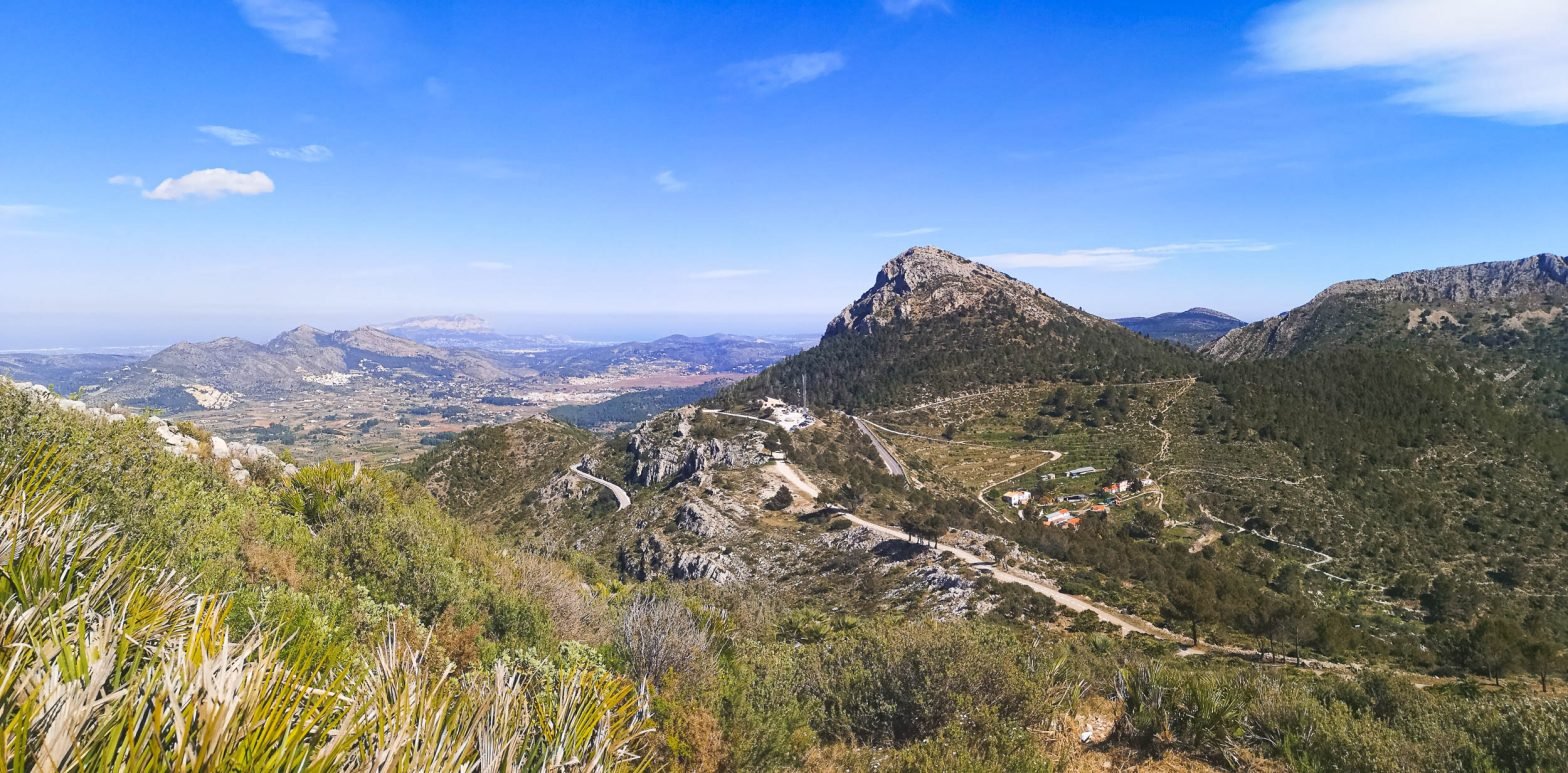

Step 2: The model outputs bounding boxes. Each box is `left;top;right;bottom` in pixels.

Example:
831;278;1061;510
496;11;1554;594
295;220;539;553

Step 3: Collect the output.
234;0;337;58
690;269;768;280
142;169;276;201
107;174;144;188
1253;0;1568;124
654;170;688;193
979;240;1275;271
197;125;262;146
881;0;951;16
468;261;511;271
268;144;333;162
727;52;845;93
874;226;940;238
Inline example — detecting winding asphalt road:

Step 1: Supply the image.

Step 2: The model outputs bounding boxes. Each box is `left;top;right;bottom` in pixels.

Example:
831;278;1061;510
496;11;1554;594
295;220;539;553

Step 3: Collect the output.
570;464;631;511
851;416;905;477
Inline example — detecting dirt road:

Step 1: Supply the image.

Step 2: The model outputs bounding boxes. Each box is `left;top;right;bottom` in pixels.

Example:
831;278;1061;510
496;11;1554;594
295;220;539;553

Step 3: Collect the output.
702;409;780;427
775;459;1356;671
835;509;1180;639
770;460;821;499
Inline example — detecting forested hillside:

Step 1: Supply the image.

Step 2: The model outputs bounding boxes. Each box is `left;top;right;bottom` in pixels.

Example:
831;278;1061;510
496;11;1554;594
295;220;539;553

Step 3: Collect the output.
728;301;1192;413
550;380;726;430
708;248;1568;695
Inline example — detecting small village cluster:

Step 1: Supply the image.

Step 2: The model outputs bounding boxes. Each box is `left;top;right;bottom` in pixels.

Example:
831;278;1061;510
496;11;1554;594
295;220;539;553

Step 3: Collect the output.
1000;468;1157;529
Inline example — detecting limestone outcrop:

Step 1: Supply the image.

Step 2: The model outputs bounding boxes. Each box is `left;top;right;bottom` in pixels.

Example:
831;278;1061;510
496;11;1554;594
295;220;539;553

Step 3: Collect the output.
823;246;1102;338
1206;253;1568;361
627;407;768;487
3;378;295;484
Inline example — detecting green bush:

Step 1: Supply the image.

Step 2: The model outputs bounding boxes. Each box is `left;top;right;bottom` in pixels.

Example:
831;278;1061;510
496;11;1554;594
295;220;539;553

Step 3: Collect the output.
0;444;656;770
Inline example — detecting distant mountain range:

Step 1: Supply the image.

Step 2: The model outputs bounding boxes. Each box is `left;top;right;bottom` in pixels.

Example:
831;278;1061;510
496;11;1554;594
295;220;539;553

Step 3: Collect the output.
0;352;141;394
0;318;814;414
81;325;518;411
376;315;581;350
527;334;809;377
1114;308;1244;347
380;314;493;333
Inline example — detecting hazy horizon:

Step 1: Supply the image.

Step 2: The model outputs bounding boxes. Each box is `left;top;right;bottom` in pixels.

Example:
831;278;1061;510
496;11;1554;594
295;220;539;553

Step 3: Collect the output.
0;260;1299;353
0;311;842;354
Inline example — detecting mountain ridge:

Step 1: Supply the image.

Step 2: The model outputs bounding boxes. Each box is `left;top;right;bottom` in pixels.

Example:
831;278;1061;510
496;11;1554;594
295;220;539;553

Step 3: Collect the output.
1206;252;1568;361
87;325;521;411
378;314;494;334
1115;307;1244;347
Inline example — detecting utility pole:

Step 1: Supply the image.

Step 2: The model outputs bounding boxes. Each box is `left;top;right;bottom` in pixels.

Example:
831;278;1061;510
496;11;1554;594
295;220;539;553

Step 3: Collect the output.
800;373;808;410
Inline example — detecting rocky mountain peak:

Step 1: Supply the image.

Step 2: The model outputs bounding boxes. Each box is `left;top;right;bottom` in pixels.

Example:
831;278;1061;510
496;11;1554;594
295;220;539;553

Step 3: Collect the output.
267;325;326;350
872;246;988;293
825;246;1088;338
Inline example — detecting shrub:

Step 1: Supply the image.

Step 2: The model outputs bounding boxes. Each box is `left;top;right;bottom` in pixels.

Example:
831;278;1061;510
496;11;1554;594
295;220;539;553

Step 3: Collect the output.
0;447;658;770
1114;665;1248;765
616;594;716;690
765;486;794;511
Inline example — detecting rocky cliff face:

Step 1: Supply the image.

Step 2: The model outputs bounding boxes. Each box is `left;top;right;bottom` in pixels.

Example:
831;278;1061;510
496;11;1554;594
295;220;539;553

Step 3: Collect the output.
1315;253;1568;305
823;246;1101;338
626;407;769;487
1206;253;1568;361
621;532;749;584
673;497;748;538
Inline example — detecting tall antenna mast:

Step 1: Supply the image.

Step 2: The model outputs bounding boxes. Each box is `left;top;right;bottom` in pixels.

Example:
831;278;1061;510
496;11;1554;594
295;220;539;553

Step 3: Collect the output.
801;373;808;410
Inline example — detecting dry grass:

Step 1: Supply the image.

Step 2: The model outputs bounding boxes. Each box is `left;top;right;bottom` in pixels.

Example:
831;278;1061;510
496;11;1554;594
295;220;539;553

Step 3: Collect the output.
0;444;659;771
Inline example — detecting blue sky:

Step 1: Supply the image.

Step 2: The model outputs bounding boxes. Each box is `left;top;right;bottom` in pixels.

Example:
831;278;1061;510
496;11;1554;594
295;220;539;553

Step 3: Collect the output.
3;0;1567;348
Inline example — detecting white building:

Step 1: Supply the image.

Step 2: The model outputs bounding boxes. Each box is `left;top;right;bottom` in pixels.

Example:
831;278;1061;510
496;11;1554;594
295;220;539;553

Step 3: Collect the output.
758;397;814;432
1002;490;1032;507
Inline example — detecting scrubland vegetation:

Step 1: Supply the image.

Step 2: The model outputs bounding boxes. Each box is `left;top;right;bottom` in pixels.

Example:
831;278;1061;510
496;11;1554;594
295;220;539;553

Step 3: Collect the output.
8;336;1568;770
